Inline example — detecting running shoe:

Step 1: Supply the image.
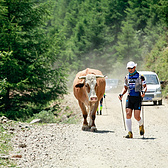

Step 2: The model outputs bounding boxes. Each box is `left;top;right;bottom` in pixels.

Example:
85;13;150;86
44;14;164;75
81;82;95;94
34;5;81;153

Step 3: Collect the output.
139;125;145;136
124;131;133;138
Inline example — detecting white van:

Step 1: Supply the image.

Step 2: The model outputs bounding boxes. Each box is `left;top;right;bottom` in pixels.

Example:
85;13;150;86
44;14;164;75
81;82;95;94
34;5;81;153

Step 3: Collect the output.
139;71;162;105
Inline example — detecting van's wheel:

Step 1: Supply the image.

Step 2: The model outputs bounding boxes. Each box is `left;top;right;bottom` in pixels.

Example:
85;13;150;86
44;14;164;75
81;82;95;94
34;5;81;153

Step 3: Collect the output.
153;101;157;105
158;100;162;105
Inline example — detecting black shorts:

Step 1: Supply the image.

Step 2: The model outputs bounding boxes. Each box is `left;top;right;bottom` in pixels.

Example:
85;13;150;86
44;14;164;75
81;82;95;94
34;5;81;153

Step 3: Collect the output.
126;96;142;110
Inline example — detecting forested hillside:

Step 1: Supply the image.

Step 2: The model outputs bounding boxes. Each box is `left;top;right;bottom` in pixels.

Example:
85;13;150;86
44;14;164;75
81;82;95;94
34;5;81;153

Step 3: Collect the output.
49;0;167;74
0;0;168;120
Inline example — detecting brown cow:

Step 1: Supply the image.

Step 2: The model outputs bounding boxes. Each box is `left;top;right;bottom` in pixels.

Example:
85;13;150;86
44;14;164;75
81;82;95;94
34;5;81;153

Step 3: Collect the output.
73;68;106;132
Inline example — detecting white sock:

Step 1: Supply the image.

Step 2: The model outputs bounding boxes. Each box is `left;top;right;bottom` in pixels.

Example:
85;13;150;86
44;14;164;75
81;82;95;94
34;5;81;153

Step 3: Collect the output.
138;118;143;126
126;119;132;132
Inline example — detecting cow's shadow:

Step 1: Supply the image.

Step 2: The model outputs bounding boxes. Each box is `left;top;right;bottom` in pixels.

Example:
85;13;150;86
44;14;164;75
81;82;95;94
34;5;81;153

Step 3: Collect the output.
94;130;115;134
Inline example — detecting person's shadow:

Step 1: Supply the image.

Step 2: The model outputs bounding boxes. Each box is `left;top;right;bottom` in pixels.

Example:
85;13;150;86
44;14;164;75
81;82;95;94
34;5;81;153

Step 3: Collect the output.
134;137;156;140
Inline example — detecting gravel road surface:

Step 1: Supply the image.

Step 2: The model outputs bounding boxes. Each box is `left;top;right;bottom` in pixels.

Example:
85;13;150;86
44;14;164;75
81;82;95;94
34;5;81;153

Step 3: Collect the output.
10;92;168;168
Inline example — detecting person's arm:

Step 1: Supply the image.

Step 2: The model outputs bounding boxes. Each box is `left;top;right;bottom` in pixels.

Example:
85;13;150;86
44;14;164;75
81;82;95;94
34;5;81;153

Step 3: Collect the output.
141;75;147;98
119;86;128;100
141;83;147;98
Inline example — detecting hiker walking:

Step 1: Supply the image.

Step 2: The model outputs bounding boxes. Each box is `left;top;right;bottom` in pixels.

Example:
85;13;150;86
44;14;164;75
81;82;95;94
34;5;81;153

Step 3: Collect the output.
118;61;147;138
97;93;105;115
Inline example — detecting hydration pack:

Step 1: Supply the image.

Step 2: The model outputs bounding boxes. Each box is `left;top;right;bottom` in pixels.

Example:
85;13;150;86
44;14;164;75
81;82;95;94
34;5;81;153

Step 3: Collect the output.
125;73;142;94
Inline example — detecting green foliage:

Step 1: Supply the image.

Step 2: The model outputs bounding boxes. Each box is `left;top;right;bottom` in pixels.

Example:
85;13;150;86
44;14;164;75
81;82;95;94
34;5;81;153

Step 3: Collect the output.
49;0;130;74
126;0;151;31
1;0;168;119
25;105;79;124
156;0;168;26
145;35;168;75
32;110;56;123
116;21;141;63
145;35;168;96
0;0;67;119
47;0;168;77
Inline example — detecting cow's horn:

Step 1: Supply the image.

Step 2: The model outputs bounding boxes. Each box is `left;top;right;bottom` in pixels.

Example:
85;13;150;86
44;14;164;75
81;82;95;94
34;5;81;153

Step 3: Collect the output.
96;75;105;78
78;76;86;79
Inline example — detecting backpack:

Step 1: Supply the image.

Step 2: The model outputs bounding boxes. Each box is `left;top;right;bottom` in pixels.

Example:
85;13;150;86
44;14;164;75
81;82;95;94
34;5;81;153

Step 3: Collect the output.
125;72;143;93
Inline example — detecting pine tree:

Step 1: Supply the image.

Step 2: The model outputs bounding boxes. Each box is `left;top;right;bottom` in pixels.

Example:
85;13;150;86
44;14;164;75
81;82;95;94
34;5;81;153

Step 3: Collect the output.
156;0;168;26
116;21;141;64
0;0;67;119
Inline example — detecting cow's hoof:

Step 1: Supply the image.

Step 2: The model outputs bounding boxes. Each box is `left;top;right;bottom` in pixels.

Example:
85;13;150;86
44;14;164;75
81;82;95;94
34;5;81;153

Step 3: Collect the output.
91;126;97;132
82;125;90;131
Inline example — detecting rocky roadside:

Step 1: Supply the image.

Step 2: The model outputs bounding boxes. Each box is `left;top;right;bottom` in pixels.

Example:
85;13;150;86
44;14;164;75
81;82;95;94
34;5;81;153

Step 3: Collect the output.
0;116;32;167
10;123;79;168
0;116;80;168
0;92;80;168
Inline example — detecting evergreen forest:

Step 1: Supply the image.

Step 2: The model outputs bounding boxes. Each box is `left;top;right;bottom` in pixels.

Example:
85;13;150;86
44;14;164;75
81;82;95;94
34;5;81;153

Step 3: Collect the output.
0;0;168;120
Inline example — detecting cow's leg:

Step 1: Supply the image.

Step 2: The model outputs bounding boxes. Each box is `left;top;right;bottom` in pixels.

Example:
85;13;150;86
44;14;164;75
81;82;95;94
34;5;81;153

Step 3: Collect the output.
78;100;89;131
89;101;98;132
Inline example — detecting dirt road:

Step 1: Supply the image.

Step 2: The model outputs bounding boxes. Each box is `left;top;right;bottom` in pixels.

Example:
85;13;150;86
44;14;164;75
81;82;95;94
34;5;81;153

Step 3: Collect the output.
11;92;168;168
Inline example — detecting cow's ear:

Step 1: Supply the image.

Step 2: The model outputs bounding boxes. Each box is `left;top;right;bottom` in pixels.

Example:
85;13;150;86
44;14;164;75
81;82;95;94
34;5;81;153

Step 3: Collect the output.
75;83;84;88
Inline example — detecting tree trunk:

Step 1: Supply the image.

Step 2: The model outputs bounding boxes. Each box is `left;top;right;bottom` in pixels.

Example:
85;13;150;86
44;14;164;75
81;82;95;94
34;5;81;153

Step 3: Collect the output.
5;87;10;112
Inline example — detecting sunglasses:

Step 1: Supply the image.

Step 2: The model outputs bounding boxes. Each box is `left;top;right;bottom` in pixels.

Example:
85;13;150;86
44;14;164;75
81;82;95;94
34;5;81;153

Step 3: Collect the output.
128;67;134;70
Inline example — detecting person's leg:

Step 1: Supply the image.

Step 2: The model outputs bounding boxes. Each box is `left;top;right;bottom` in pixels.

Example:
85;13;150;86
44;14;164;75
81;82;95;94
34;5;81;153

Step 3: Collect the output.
134;96;142;123
124;108;133;138
134;110;145;135
126;108;133;132
134;96;145;136
125;96;134;138
134;110;142;123
100;98;103;115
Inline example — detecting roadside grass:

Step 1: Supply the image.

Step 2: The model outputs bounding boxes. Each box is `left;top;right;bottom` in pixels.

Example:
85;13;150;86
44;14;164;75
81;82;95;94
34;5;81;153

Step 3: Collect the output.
0;124;16;167
25;105;80;124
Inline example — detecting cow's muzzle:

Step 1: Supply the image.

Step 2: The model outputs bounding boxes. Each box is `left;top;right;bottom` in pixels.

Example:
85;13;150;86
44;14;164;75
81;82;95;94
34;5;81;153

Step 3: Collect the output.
90;97;98;102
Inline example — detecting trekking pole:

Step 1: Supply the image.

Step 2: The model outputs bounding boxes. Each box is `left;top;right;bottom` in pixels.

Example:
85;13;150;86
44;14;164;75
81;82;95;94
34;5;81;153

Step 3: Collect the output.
104;96;108;115
119;94;126;131
141;97;145;138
